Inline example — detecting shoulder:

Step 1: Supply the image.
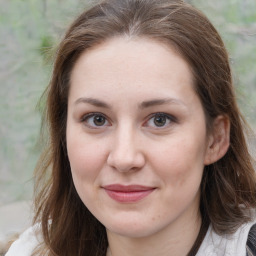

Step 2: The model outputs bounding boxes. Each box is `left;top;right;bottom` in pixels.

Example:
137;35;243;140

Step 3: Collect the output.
5;224;42;256
197;216;256;256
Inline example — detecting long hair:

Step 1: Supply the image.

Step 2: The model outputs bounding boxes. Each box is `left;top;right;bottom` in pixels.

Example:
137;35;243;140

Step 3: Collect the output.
33;0;256;255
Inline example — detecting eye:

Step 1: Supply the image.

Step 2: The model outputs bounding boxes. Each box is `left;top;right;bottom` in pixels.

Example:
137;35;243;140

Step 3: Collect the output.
81;113;110;128
145;113;176;128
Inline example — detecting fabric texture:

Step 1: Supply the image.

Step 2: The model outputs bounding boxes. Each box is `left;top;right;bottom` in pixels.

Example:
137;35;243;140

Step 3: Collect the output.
246;224;256;256
5;224;41;256
197;219;256;256
6;219;256;256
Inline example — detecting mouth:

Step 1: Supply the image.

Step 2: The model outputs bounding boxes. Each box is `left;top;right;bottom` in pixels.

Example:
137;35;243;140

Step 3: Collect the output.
102;184;156;203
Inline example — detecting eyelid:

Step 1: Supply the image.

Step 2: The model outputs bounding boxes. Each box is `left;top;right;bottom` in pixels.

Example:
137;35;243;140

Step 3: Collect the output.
80;112;105;121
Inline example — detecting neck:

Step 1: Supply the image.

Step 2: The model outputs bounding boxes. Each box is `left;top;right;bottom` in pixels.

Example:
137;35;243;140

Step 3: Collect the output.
106;209;202;256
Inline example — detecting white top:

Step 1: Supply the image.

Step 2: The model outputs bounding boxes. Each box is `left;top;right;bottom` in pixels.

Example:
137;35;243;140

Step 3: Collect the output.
6;219;255;256
197;221;254;256
5;224;41;256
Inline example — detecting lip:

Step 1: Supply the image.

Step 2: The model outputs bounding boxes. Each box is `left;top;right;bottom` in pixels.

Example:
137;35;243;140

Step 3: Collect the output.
102;184;155;203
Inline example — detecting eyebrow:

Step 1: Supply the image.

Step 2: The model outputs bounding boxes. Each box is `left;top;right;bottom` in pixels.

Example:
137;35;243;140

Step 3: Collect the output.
74;97;186;109
74;97;111;109
139;98;186;109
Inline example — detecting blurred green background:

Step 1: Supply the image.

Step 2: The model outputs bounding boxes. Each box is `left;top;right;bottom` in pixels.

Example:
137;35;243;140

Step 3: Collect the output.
0;0;256;206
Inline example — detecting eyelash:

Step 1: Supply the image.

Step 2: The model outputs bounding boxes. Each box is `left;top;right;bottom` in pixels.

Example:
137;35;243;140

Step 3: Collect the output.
80;112;177;129
80;112;110;129
145;112;177;128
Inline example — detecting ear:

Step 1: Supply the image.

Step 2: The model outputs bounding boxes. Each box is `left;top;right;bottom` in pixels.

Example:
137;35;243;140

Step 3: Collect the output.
204;115;230;165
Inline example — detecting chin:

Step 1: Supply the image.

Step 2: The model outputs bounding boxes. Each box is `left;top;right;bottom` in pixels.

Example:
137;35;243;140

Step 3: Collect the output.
108;226;154;238
104;217;165;239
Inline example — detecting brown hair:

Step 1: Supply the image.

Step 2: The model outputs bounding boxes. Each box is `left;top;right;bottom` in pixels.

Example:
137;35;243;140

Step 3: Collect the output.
33;0;256;255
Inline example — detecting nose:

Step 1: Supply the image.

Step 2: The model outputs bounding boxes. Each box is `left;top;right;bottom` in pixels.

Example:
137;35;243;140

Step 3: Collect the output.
107;126;146;172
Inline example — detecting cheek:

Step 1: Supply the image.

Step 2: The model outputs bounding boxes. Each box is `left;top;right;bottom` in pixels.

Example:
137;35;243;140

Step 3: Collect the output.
67;139;106;207
151;136;206;191
66;134;107;183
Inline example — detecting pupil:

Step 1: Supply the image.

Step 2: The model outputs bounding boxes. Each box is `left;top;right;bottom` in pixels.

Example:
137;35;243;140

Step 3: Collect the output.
94;115;105;126
154;115;166;127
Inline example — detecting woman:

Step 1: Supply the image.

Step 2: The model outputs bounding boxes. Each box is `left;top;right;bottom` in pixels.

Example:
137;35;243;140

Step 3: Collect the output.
6;0;256;255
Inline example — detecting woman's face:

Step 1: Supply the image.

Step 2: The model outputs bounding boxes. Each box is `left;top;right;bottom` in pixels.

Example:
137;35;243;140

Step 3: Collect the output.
66;37;212;238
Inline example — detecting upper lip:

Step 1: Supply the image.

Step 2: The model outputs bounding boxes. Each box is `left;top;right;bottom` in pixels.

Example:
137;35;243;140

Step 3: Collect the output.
102;184;155;192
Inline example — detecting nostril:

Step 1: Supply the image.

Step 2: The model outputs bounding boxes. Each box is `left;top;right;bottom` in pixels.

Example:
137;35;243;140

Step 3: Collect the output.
107;149;145;173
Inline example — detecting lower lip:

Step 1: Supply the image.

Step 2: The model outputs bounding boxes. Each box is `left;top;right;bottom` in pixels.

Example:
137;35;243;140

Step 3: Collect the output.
104;189;155;203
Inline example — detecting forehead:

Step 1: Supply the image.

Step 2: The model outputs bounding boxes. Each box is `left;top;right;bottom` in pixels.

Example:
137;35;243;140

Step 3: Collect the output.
69;36;197;106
